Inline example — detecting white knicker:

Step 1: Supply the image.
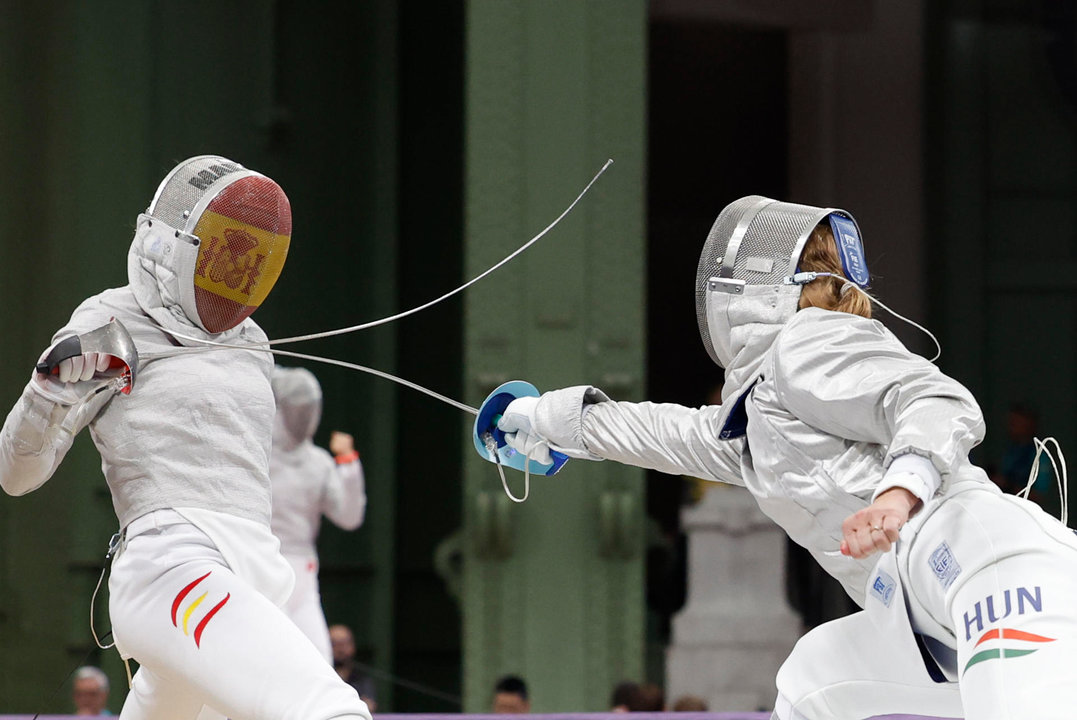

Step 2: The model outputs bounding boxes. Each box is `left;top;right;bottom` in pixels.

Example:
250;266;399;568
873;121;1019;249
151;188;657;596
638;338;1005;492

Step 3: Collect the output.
282;553;332;663
775;490;1077;720
108;510;370;720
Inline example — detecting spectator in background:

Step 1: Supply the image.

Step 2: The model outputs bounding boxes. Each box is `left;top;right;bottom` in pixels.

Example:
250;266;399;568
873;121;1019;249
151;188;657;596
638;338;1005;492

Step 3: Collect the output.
671;695;708;711
491;675;530;713
996;404;1061;516
72;666;111;716
627;683;664;711
330;624;377;711
610;681;637;712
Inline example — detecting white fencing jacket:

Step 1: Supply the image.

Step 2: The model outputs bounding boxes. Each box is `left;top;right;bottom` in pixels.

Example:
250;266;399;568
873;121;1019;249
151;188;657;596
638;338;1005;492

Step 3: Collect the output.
0;218;277;530
531;308;996;606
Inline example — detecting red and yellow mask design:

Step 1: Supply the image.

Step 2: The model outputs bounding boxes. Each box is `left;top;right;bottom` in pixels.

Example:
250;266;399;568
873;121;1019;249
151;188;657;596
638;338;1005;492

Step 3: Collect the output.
190;176;291;333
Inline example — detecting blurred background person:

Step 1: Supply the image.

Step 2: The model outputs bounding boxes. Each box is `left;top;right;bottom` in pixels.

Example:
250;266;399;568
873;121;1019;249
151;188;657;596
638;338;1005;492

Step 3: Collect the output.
270;366;367;661
670;694;707;712
72;666;111;716
491;674;530;713
330;623;378;711
609;681;638;712
627;682;665;712
996;403;1060;516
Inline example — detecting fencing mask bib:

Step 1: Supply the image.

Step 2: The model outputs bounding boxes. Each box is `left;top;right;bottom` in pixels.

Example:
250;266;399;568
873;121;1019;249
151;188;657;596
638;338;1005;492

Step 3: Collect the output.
147;155;292;333
695;195;867;368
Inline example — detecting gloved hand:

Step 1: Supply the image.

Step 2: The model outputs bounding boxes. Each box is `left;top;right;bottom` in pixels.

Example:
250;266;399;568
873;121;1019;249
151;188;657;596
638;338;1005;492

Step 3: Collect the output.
496;396;554;465
35;347;112;385
57;352;111;383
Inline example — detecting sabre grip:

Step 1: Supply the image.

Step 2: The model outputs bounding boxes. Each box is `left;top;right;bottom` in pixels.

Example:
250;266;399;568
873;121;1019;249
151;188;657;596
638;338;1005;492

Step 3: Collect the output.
35;335;83;376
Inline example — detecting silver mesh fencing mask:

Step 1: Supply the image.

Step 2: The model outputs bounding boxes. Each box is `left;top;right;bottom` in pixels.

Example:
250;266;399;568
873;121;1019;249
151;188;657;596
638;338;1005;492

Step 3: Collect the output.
271;366;323;445
147;155;292;333
696;196;867;368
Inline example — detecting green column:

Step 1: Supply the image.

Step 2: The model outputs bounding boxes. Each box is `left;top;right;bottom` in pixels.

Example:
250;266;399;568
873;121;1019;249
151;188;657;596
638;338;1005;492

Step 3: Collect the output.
461;0;647;711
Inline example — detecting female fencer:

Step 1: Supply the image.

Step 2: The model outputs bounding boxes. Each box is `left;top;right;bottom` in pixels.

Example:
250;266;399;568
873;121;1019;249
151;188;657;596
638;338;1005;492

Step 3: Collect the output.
0;156;372;720
497;196;1077;720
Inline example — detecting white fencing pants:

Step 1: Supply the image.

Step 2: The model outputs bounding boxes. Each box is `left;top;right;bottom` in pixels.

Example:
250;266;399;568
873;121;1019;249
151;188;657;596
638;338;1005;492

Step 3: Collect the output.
773;602;963;719
108;511;370;720
282;554;332;663
907;491;1077;720
775;490;1077;720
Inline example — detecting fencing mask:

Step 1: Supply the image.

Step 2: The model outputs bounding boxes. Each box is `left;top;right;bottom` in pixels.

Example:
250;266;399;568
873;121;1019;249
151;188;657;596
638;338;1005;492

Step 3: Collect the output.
147;155;292;333
696;196;867;369
271;366;323;447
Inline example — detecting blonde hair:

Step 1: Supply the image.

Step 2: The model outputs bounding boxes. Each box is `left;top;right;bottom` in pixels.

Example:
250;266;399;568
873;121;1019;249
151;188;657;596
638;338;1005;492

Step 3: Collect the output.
796;223;872;318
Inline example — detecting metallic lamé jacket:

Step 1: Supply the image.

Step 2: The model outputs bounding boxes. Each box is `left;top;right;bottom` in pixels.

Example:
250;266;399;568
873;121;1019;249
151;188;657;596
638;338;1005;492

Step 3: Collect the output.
531;307;995;606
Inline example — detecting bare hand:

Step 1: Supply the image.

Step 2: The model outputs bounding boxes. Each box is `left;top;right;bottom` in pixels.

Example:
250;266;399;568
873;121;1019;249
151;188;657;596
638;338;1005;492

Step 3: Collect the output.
329;431;355;457
840;487;921;559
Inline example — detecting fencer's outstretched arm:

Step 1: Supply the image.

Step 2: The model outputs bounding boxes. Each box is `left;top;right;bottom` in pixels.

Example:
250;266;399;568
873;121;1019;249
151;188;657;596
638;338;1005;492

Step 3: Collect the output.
517;385;745;486
0;357;114;496
771;310;985;504
321;431;366;530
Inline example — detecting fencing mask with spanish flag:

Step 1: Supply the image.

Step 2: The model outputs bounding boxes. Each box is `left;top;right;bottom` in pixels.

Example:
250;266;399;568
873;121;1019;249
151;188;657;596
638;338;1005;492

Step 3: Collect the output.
145;155;292;333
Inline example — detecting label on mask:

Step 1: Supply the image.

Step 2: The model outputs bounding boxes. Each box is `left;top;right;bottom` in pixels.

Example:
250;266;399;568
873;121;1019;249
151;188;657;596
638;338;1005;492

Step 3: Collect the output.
828;214;870;288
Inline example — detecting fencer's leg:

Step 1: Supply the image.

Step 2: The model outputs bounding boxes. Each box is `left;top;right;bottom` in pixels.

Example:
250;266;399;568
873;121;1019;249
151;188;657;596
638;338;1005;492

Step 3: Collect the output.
119;666;205;720
945;517;1077;717
773;610;962;720
283;555;333;662
110;521;370;720
194;706;229;720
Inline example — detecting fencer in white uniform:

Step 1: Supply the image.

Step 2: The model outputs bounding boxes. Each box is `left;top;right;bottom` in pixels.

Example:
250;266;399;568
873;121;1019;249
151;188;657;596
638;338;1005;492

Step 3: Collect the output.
269;366;366;662
0;156;371;720
498;196;1077;720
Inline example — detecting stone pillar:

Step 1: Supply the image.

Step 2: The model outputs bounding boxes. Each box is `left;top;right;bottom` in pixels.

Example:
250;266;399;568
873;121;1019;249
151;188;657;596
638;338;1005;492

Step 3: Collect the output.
666;486;802;712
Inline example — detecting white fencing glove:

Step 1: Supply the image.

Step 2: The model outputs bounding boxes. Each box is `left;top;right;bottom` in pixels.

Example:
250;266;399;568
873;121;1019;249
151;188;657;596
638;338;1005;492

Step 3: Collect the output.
56;352;111;384
34;340;112;388
497;396;554;466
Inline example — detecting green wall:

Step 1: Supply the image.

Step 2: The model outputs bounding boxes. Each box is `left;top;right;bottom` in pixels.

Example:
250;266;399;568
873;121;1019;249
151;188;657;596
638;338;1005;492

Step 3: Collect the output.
0;1;401;712
927;0;1077;521
461;0;648;711
3;0;649;713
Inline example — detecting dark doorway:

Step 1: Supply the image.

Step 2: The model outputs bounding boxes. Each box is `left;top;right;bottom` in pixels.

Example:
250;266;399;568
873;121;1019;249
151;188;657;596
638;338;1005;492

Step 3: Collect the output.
644;17;789;677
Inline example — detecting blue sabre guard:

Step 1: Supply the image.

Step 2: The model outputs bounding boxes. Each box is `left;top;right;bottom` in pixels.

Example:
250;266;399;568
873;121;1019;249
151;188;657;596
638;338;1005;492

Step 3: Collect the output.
473;380;570;476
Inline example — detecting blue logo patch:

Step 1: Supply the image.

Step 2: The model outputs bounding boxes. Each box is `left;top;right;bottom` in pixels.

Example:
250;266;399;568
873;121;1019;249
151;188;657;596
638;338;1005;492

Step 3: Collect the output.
929;541;962;590
870;570;896;608
828;214;870;288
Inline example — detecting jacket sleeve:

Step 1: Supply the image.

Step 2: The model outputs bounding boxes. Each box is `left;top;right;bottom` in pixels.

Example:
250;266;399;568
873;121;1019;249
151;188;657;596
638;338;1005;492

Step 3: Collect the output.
771;312;985;500
0;300;121;496
532;385;745;485
0;370;113;496
321;451;367;531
